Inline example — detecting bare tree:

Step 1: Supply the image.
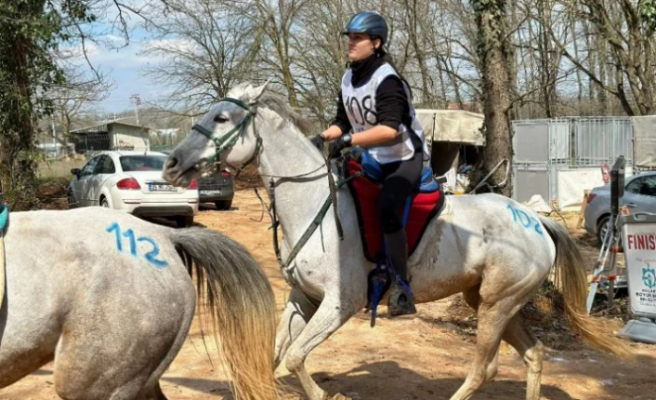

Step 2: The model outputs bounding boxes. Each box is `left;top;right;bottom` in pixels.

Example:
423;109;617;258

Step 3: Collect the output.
471;0;514;196
45;61;112;142
140;0;262;112
547;0;656;116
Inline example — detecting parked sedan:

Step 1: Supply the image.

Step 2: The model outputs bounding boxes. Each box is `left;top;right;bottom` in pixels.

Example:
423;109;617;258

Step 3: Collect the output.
198;167;235;210
67;150;199;227
584;171;656;244
161;150;235;210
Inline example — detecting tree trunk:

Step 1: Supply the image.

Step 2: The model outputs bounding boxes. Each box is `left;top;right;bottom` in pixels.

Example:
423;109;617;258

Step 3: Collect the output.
570;15;584;115
406;0;433;107
472;0;513;197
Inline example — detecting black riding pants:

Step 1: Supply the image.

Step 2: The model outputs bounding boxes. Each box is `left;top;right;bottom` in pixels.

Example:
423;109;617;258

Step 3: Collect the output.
377;151;423;234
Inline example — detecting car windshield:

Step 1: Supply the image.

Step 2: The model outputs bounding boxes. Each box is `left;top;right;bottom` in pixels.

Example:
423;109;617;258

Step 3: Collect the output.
119;155;167;172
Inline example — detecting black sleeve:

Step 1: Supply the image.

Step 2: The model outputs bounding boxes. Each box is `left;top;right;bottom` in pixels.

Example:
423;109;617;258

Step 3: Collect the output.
375;76;409;131
330;90;352;134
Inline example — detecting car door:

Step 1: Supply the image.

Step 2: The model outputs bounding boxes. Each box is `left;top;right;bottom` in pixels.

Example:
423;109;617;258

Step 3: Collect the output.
623;175;656;214
72;156;100;207
87;155;116;205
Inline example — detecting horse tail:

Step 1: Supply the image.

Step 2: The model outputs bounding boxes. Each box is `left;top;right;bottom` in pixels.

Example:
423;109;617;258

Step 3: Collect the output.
539;216;633;358
171;227;280;400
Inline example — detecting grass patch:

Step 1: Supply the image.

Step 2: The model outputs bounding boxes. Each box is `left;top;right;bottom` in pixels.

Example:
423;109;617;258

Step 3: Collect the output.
38;158;86;179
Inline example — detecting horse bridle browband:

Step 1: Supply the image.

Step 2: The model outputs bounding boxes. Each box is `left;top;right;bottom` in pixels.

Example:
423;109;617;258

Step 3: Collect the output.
191;97;262;170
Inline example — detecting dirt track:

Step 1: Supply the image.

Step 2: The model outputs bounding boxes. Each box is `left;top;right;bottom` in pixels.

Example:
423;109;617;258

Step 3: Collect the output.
2;190;655;400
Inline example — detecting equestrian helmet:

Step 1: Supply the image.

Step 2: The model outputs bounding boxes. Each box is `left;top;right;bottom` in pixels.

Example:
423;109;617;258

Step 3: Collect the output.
342;11;389;45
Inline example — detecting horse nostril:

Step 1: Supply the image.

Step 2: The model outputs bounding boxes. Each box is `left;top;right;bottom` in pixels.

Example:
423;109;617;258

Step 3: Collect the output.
165;156;179;170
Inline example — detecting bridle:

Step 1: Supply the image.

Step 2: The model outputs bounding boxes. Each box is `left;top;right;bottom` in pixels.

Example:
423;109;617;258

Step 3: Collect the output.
191;97;262;170
189;96;350;307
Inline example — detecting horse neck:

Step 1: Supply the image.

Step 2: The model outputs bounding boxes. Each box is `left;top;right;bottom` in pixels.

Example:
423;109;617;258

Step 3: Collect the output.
256;110;332;242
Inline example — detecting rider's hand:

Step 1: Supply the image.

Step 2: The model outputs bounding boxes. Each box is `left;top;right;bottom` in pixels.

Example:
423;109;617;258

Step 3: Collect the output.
310;134;325;151
328;134;352;159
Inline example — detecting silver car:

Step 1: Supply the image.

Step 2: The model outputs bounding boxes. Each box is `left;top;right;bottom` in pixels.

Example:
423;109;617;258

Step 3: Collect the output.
584;171;656;244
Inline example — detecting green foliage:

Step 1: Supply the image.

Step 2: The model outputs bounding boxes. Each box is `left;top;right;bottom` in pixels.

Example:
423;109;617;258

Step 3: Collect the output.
0;0;94;210
641;0;656;31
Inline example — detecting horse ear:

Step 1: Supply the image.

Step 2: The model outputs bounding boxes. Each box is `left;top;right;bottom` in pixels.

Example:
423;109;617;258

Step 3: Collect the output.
245;79;272;104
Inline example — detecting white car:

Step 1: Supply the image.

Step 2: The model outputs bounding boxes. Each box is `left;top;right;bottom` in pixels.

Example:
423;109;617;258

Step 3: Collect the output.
67;150;199;227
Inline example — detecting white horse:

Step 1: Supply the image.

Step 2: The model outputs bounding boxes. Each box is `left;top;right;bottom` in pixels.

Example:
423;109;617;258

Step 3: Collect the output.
0;206;280;400
162;82;631;400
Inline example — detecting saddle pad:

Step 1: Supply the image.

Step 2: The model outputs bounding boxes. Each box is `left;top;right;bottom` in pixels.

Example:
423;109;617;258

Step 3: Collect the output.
346;158;444;263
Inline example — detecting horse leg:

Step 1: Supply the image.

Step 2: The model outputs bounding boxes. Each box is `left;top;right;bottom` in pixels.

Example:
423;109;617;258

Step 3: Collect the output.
461;286;498;383
54;302;191;400
139;383;168;400
449;297;517;400
502;315;544;400
284;293;361;400
139;298;196;400
275;288;318;368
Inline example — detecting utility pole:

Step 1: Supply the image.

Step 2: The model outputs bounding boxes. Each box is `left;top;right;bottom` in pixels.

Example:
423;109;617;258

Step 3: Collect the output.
130;94;141;125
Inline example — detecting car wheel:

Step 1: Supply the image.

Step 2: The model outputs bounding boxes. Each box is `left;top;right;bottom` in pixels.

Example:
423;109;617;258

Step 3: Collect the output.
176;216;194;228
215;200;232;210
67;190;77;209
597;215;611;245
101;197;110;208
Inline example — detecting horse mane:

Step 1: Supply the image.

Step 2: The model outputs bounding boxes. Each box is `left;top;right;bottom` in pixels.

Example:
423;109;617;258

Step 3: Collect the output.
252;90;314;135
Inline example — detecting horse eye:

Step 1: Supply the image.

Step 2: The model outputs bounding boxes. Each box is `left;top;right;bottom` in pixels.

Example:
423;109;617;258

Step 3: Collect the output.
214;116;229;123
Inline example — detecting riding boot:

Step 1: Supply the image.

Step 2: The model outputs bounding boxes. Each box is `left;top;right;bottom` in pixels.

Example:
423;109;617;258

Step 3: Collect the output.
384;229;416;316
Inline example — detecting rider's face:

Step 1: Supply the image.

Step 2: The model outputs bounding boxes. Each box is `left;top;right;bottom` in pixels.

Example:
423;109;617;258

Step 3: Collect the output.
347;33;380;62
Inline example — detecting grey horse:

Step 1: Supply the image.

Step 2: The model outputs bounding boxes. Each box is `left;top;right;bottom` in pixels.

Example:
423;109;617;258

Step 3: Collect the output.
162;82;632;400
0;206;281;400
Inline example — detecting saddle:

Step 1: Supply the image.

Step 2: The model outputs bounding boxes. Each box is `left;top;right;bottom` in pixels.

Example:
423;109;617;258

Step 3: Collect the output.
343;150;445;325
344;149;445;263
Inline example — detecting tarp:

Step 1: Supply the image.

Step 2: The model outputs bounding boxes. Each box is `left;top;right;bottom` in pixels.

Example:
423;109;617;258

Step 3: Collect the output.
416;109;485;146
557;167;634;211
632;116;656;168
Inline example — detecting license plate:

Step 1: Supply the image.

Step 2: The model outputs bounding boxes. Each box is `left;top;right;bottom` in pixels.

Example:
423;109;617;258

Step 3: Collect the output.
201;190;221;194
149;183;175;192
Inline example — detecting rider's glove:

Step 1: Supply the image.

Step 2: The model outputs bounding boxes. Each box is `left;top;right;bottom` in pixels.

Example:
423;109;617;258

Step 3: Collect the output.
310;134;325;151
328;134;352;159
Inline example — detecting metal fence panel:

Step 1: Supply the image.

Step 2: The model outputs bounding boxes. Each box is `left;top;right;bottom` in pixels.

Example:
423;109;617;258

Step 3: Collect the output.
574;117;633;167
513;120;550;163
512;117;634;210
550;119;570;162
513;167;550;204
632;116;656;169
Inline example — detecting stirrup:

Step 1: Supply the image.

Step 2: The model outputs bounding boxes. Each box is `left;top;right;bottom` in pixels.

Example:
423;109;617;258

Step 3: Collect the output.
388;281;416;316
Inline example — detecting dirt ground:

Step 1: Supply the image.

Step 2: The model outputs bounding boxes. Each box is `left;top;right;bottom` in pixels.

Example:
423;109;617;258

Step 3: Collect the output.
3;190;656;400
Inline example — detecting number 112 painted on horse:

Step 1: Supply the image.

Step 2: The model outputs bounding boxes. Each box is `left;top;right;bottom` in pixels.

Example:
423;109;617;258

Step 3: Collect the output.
163;82;632;400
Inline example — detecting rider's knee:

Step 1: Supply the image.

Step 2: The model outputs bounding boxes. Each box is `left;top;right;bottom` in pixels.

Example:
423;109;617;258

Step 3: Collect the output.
378;198;401;233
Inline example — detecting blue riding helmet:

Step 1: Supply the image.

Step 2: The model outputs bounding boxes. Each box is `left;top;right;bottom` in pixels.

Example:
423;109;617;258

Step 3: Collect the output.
342;11;389;44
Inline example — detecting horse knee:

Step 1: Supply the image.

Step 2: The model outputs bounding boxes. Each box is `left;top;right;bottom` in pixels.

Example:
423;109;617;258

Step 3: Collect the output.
285;353;304;373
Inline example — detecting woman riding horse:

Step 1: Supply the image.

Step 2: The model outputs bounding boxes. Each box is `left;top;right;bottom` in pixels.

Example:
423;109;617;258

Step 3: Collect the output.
311;11;430;316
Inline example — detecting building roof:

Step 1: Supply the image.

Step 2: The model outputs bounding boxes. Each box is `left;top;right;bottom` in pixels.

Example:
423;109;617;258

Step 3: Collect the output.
70;119;153;134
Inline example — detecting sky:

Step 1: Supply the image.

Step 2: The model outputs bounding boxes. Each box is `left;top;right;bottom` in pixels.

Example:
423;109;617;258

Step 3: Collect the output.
76;29;165;115
64;3;176;116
